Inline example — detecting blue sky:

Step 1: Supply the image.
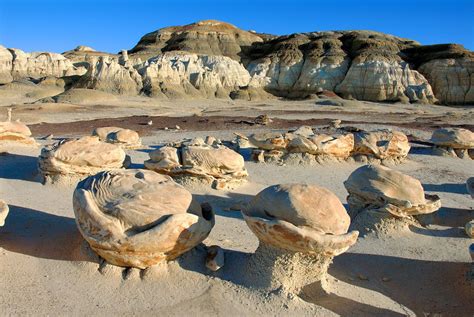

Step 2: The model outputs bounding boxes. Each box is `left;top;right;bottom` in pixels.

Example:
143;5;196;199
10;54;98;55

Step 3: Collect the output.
0;0;473;53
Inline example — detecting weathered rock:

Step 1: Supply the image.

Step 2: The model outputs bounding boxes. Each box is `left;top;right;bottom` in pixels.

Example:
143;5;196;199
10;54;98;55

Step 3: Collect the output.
0;46;13;84
138;52;250;99
0;120;37;150
206;245;225;271
92;126;141;149
418;58;473;105
344;165;441;219
145;138;248;189
466;220;474;238
0;200;9;227
242;184;358;293
129;20;263;61
248;132;287;150
353;129;410;161
310;133;354;158
430;128;474;159
39;136;129;184
74;56;143;95
73;169;215;268
8;48;85;80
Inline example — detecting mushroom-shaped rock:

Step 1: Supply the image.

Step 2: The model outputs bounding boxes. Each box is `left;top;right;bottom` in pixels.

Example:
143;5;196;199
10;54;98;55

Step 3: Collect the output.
92;126;141;149
430;128;474;159
0;121;37;150
39;136;129;184
0;200;9;227
344;165;441;233
145;138;248;189
353;130;410;161
73;169;215;268
242;184;358;294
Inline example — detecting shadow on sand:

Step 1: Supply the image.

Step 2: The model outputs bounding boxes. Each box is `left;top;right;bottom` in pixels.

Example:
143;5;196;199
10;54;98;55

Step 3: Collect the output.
0;153;40;183
423;182;468;195
0;204;92;262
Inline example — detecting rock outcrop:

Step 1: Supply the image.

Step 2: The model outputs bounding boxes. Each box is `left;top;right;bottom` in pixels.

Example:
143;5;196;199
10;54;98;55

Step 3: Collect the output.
138;52;251;98
129;20;263;62
242;183;358;294
145;137;248;189
73;56;143;95
38;136;129;184
0;46;13;84
73;169;215;268
8;48;86;80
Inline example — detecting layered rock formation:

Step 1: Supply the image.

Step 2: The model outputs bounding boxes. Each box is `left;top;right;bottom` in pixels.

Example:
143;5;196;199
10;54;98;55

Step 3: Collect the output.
138;52;251;98
1;20;472;105
129;20;263;62
73;55;143;95
92;126;142;149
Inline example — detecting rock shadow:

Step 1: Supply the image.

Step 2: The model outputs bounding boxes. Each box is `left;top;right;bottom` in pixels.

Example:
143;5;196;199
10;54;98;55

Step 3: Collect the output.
423;182;468;195
0;153;40;183
330;252;474;316
192;192;254;220
0;204;93;262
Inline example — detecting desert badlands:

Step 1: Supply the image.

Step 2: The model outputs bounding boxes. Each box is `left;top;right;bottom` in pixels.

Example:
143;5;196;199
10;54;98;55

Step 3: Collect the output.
0;19;473;316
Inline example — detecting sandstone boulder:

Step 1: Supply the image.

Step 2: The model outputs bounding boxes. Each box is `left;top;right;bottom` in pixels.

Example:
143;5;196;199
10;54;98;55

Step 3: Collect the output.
353;129;410;161
39;136;129;183
73;169;215;268
0;120;37;149
344;165;441;219
242;184;358;293
430;128;474;159
145;138;248;189
92;126;141;149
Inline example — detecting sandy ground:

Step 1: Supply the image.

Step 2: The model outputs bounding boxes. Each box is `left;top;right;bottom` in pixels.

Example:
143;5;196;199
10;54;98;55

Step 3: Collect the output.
0;87;473;316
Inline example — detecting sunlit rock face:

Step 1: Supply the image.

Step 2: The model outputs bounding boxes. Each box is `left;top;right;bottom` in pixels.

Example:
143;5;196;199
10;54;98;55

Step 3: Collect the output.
138;52;251;99
73;169;215;268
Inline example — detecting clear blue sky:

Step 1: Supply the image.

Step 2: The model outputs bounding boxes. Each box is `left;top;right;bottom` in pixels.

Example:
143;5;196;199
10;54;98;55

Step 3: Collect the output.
0;0;473;53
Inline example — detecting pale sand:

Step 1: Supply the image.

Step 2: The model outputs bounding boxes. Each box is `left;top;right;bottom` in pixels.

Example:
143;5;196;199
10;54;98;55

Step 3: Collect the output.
0;92;473;315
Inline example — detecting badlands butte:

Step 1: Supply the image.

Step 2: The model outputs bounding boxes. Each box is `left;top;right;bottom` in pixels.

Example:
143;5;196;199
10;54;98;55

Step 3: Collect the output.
0;19;474;317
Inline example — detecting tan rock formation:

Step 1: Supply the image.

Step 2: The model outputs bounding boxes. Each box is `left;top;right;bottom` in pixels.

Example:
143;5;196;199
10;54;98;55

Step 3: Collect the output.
145;137;248;189
138;52;250;99
0;46;13;84
9;48;85;80
353;129;410;162
129;20;263;61
92;126;141;149
0;200;9;227
0;120;37;150
38;136;129;184
430;128;474;159
74;56;143;95
344;165;441;233
73;169;215;268
242;184;358;294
